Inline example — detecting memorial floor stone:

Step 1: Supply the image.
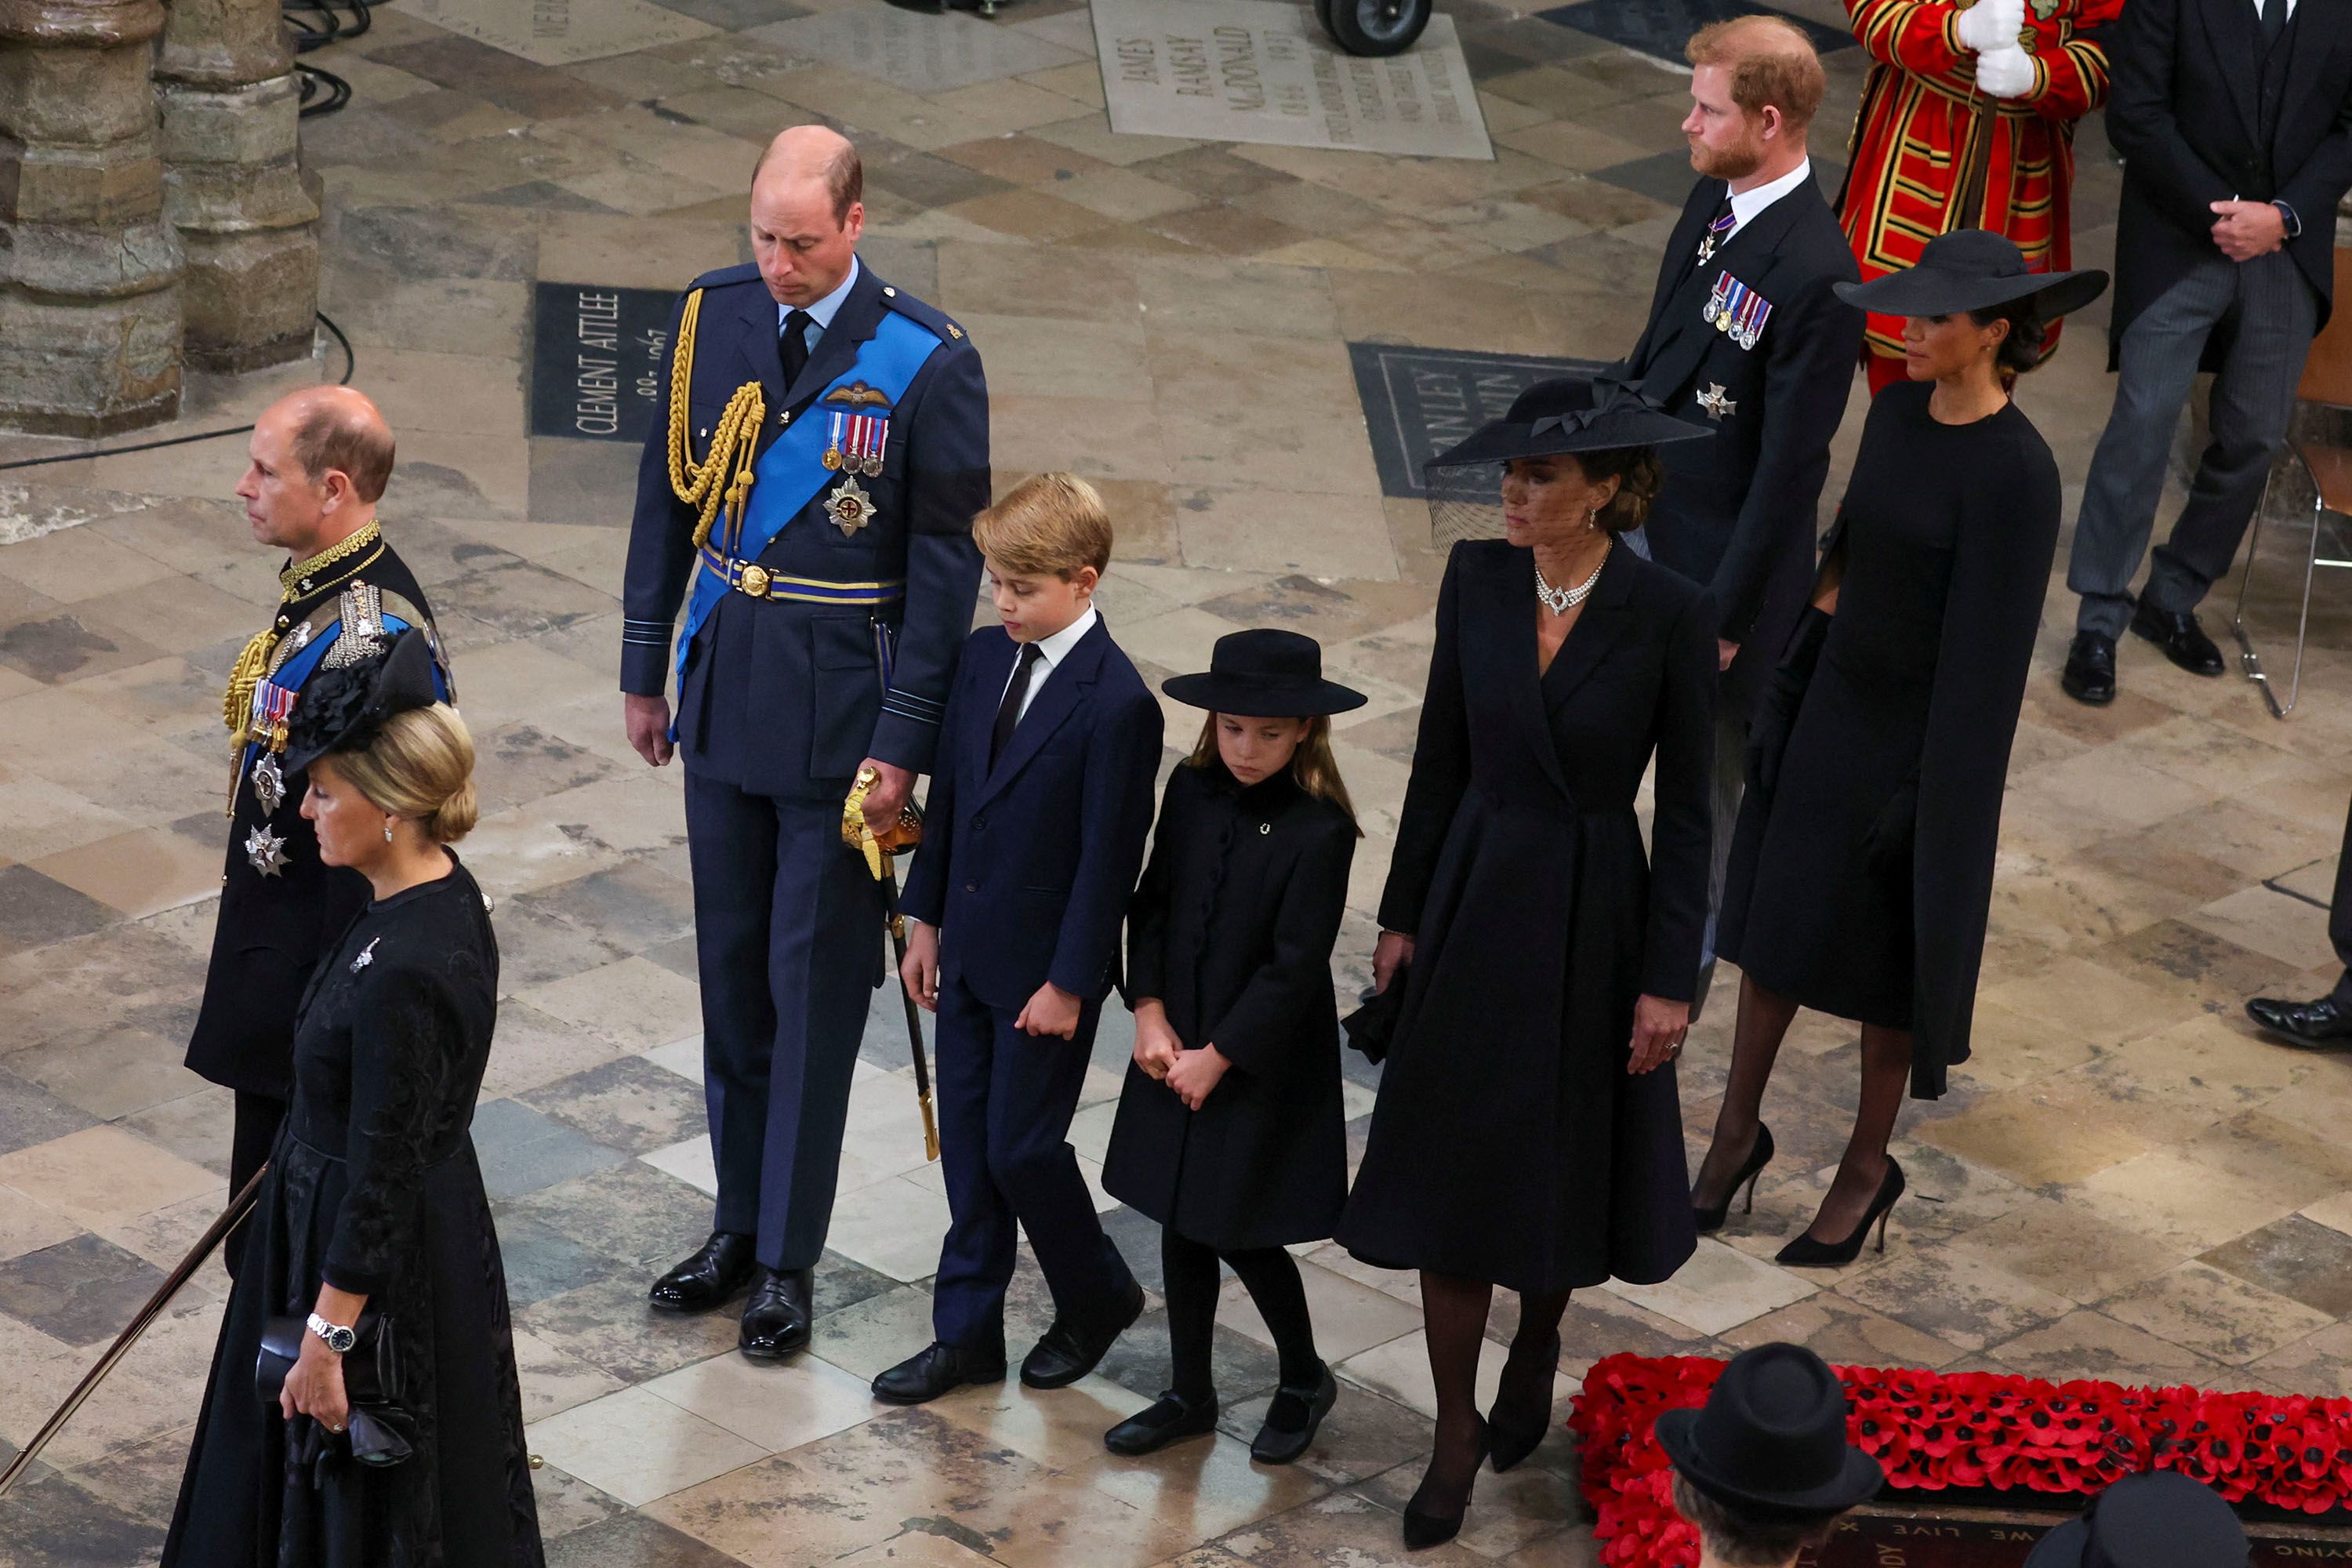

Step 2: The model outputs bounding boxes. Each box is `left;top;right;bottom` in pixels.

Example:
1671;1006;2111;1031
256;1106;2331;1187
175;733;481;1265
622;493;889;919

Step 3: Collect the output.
1348;342;1609;499
746;4;1087;93
392;0;715;67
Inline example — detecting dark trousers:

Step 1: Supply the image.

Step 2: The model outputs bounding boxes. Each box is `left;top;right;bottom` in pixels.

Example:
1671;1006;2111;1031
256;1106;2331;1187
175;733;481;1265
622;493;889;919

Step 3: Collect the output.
684;766;883;1272
1160;1228;1320;1402
2331;790;2352;1007
930;972;1132;1349
223;1090;285;1279
1690;705;1748;1020
2071;250;2320;639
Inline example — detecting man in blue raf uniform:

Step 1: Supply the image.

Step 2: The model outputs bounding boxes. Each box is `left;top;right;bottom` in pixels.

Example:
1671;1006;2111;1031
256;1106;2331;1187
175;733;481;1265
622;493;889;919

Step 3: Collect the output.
621;124;989;1361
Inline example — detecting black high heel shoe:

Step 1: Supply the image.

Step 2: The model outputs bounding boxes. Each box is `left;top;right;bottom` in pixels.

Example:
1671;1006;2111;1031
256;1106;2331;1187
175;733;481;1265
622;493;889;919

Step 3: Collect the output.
1774;1157;1905;1268
1402;1415;1489;1550
1693;1123;1775;1234
1486;1334;1561;1474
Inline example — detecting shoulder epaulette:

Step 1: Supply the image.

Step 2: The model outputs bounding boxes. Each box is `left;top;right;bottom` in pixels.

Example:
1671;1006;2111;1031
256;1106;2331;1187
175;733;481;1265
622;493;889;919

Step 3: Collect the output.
687;261;764;292
877;284;967;345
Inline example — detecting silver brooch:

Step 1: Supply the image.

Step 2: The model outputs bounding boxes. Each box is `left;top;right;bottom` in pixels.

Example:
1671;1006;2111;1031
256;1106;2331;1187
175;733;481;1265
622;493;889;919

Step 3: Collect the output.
245;824;289;877
350;936;379;973
250;753;286;815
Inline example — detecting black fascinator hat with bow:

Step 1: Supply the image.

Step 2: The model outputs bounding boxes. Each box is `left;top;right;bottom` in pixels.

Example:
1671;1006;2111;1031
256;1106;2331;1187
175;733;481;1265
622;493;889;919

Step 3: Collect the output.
1424;376;1715;474
282;627;441;774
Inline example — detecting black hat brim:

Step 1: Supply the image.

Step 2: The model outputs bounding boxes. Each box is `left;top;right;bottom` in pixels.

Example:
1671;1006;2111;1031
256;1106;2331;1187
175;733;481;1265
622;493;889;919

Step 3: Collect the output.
1425;407;1715;472
281;626;441;775
1655;1407;1885;1518
1162;672;1367;717
1835;266;2109;322
2020;1519;2086;1568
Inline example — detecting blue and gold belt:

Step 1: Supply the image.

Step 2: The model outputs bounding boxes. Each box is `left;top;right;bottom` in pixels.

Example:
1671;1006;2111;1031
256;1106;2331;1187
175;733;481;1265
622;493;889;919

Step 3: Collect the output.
695;547;905;606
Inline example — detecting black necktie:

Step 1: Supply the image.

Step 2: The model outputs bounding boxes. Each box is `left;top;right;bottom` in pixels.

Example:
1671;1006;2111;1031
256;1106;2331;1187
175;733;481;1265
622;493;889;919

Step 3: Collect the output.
780;308;814;388
991;642;1044;767
2261;0;2286;52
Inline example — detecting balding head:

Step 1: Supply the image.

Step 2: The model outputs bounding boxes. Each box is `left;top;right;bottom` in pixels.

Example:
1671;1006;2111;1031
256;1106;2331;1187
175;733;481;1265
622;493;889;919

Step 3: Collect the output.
237;386;395;554
748;124;865;308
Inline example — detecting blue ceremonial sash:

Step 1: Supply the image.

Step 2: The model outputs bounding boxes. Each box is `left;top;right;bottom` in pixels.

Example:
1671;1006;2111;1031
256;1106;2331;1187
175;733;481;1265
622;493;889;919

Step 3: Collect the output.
672;311;945;690
239;612;431;778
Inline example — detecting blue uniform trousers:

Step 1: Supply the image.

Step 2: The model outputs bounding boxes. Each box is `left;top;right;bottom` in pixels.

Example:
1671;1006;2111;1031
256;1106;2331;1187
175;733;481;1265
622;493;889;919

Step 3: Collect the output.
684;765;882;1272
930;973;1131;1350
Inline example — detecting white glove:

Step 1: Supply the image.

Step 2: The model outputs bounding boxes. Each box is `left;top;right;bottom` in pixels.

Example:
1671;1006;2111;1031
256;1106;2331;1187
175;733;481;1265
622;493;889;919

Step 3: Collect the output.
1973;43;2036;99
1955;0;2025;53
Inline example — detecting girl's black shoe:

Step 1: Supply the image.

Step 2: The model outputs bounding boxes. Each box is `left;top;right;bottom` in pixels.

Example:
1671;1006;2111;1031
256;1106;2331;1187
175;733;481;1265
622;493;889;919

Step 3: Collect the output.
1402;1415;1489;1550
1486;1332;1561;1473
1693;1123;1775;1234
1775;1157;1905;1269
1104;1392;1219;1456
1250;1367;1337;1465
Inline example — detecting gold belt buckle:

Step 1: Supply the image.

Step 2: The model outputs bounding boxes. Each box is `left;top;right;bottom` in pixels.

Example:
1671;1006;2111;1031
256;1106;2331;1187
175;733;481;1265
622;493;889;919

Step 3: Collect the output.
737;564;771;597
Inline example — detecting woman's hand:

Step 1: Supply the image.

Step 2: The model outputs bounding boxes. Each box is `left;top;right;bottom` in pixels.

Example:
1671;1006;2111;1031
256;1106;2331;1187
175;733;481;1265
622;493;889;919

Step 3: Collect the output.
1131;1000;1181;1080
1166;1045;1231;1110
1627;994;1689;1075
1372;931;1415;995
280;1332;351;1434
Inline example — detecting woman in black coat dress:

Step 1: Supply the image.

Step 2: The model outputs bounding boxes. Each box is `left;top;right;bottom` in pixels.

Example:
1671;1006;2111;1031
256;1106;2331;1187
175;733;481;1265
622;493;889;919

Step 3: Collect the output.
1692;232;2108;1269
1337;381;1719;1549
167;630;543;1568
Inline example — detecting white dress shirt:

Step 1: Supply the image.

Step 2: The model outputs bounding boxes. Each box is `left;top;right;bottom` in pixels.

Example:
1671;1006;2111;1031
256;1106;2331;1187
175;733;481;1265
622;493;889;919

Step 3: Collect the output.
1727;158;1814;238
777;255;861;359
1000;604;1098;724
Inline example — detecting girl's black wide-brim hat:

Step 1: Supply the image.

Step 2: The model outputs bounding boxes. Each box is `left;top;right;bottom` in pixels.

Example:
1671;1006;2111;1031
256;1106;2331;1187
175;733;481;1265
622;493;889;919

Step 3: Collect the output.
282;626;440;774
1835;227;2109;321
1163;628;1367;717
1422;376;1715;474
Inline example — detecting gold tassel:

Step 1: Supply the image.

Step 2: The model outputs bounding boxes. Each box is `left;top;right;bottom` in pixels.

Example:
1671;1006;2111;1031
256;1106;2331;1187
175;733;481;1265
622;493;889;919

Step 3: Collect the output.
666;288;767;552
221;626;280;742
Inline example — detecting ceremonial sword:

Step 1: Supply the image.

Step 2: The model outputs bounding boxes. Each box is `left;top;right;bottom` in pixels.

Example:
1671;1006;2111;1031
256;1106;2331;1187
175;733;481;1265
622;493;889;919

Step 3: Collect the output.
844;764;940;1162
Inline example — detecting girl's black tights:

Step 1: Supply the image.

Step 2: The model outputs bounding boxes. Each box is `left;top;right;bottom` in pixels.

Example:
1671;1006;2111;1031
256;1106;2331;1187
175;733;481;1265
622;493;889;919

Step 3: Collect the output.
1162;1227;1322;1405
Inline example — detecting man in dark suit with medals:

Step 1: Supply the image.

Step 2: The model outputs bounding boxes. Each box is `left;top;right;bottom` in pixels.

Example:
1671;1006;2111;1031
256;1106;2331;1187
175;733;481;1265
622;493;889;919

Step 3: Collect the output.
2060;0;2352;705
1615;16;1864;1012
621;125;989;1360
187;386;452;1265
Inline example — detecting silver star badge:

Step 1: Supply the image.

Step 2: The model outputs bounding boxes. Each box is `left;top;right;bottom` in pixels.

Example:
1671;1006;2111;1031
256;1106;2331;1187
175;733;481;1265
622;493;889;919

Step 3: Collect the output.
350;936;380;973
1697;383;1737;421
245;824;289;877
250;753;285;815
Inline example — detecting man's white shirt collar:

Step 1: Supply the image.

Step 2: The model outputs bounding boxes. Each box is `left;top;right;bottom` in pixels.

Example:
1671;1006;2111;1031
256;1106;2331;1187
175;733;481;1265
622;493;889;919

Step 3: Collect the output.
779;255;860;335
1727;158;1813;237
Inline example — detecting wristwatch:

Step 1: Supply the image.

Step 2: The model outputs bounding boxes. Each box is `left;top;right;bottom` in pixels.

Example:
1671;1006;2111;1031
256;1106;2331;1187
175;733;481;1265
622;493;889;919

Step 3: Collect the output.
307;1312;357;1354
2273;199;2304;240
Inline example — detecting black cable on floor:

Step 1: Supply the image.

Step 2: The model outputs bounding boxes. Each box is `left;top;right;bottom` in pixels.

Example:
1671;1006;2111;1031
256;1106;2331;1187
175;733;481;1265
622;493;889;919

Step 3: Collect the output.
0;312;358;473
297;64;351;117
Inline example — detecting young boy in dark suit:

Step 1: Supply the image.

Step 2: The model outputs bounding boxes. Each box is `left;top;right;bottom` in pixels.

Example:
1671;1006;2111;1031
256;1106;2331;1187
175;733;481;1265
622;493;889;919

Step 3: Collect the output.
874;472;1164;1405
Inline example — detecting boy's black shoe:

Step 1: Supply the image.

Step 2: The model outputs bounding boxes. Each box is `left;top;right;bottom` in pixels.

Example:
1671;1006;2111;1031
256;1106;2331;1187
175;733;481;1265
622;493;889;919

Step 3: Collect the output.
871;1341;1007;1405
1022;1278;1145;1388
1104;1392;1220;1455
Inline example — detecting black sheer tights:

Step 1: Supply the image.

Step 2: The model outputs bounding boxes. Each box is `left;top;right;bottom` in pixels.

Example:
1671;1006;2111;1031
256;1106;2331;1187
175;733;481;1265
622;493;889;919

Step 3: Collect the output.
1163;1228;1323;1422
1417;1274;1570;1507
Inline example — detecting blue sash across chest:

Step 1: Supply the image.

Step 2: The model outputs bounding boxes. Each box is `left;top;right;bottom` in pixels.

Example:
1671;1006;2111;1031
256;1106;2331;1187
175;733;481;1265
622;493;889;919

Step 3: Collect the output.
241;612;415;779
673;311;944;688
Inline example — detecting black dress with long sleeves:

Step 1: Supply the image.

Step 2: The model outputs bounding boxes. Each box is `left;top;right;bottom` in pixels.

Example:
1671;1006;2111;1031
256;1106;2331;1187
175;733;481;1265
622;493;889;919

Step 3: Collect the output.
165;858;543;1568
1719;381;2061;1098
1338;539;1715;1294
1102;760;1358;1251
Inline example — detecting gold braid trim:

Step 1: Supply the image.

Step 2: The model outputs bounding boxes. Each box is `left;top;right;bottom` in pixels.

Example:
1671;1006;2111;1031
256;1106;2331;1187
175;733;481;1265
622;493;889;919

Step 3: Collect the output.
224;520;389;738
665;288;766;554
279;518;382;597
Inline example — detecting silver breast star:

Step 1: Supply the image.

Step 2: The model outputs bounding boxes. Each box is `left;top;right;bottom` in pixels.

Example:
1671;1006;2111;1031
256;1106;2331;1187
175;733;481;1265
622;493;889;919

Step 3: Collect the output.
250;753;286;815
245;824;289;877
1697;383;1737;421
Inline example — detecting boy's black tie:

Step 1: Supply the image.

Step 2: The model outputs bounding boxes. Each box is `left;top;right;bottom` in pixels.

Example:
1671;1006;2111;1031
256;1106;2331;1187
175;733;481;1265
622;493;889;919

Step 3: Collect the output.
992;642;1044;766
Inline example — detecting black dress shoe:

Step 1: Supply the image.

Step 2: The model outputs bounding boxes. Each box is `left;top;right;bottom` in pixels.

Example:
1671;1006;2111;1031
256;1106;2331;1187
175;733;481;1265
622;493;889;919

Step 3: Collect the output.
648;1230;757;1313
2061;632;2117;706
871;1340;1007;1405
2247;994;2352;1047
2130;601;2226;676
1250;1368;1337;1465
738;1267;812;1361
1104;1392;1220;1455
1021;1278;1145;1389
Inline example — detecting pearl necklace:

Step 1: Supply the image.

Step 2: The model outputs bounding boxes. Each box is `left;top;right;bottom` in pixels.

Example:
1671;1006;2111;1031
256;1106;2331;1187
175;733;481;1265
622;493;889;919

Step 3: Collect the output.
1535;538;1611;616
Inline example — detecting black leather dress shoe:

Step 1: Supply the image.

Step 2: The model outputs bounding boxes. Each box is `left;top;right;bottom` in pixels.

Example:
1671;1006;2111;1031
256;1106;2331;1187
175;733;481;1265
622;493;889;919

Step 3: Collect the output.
1021;1279;1145;1389
1104;1392;1220;1455
738;1267;812;1360
2246;994;2352;1047
872;1340;1007;1405
648;1230;757;1313
2130;601;2226;676
2061;632;2117;706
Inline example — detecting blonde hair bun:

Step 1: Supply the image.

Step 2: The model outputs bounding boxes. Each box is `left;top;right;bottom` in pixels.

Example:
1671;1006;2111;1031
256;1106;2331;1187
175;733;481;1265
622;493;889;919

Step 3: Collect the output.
332;702;479;845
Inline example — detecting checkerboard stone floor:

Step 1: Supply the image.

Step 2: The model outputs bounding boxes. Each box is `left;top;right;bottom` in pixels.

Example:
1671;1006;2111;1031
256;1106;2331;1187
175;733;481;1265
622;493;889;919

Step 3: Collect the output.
5;0;2352;1562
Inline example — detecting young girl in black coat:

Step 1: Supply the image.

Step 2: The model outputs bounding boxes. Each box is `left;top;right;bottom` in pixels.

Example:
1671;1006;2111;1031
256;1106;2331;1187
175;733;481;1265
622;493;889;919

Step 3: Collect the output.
1099;629;1364;1465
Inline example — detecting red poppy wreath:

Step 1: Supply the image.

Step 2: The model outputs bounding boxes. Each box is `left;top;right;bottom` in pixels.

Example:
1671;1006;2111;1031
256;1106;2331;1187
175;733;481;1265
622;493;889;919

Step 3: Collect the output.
1568;1353;2352;1567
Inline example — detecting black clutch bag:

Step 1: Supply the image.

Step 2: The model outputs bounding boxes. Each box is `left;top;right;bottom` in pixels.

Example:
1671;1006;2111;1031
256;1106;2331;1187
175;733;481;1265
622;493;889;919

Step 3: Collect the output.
259;1313;413;1467
1341;970;1409;1065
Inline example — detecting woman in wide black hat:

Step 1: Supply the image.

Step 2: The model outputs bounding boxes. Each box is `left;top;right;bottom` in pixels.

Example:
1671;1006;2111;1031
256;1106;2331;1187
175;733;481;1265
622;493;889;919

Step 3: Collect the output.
1691;230;2109;1265
1659;1342;1882;1568
1098;629;1365;1466
167;628;543;1568
1336;379;1720;1547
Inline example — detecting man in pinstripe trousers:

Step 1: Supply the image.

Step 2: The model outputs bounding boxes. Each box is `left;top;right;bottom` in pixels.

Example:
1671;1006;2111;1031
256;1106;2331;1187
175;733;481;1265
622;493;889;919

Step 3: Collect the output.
2059;0;2352;706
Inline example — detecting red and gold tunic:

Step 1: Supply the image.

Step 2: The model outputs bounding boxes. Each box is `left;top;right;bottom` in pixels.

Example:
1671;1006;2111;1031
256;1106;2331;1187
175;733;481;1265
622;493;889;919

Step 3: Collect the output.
1839;0;2115;391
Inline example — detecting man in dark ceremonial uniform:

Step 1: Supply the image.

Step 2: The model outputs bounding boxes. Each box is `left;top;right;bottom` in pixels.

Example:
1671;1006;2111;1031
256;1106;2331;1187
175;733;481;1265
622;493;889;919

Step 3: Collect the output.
1616;16;1864;1013
621;125;989;1360
187;387;452;1262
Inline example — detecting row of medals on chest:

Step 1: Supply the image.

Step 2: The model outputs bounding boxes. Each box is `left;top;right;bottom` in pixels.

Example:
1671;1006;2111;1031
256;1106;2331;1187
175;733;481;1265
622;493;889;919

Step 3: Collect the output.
237;549;387;877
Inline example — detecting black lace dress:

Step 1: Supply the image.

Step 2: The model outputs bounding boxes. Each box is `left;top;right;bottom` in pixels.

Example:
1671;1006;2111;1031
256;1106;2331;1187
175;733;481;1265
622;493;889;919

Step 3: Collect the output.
165;858;543;1568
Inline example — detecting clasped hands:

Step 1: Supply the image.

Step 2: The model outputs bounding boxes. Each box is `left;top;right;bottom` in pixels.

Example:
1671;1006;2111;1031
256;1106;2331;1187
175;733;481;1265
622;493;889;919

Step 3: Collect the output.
1133;1001;1230;1109
1374;931;1688;1074
1953;0;2034;100
2211;199;2288;262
